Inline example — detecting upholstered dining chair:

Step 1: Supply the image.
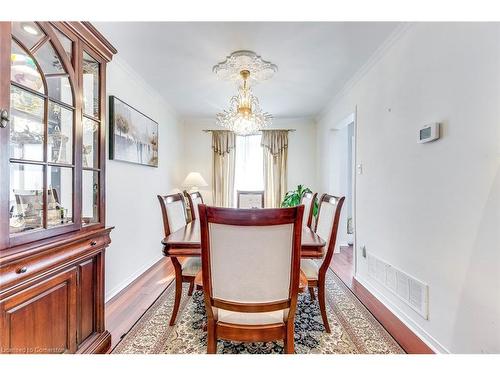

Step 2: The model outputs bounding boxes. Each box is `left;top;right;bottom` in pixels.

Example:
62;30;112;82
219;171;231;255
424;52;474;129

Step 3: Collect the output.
301;193;344;333
157;193;202;326
198;204;304;354
185;190;204;221
300;191;317;229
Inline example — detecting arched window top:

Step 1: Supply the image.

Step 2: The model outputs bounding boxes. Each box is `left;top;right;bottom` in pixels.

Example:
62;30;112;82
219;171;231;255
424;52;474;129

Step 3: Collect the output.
10;22;74;106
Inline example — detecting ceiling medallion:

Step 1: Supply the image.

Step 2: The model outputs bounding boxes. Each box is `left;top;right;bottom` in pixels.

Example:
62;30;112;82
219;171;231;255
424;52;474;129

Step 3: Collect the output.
214;51;276;136
213;50;278;84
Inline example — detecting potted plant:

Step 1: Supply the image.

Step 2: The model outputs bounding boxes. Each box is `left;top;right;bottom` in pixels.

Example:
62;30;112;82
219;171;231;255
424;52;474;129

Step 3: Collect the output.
281;184;318;217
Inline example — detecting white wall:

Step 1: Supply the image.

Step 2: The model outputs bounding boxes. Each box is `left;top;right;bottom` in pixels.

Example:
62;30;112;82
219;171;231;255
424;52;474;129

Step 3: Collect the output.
317;23;500;353
105;56;183;301
181;117;318;205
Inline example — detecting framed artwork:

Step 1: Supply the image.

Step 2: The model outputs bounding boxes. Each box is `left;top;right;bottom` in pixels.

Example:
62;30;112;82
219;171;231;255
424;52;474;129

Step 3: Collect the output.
109;96;159;167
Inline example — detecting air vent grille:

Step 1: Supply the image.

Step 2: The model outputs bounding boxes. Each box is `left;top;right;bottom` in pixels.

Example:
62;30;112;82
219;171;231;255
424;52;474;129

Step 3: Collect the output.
367;253;429;319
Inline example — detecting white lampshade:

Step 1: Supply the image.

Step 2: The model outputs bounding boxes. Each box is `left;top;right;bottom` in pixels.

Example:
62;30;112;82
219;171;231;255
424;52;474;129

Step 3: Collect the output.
182;172;208;190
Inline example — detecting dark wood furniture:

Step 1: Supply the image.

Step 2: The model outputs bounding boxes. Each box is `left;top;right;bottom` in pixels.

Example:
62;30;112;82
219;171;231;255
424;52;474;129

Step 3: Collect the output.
0;22;116;354
198;204;304;354
161;213;325;340
236;190;265;208
301;193;344;333
157;193;201;326
300;191;317;229
184;190;204;221
162;219;326;258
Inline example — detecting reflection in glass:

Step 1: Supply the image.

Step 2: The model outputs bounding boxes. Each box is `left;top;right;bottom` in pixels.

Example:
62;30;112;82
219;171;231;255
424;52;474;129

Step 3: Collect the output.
11;22;45;50
9;163;44;234
11;41;44;93
83;52;99;118
35;41;65;75
48;102;73;164
82;117;99;168
52;27;73;62
47;166;73;227
10;85;45;161
47;75;73;105
82;170;99;225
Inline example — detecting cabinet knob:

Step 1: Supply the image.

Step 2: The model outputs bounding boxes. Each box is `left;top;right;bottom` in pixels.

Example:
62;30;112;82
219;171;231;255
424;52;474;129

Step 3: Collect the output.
0;109;9;128
16;267;27;274
90;240;97;246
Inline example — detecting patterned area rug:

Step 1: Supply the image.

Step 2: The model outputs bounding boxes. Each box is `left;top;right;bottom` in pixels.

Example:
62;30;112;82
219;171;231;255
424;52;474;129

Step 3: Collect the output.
112;268;404;354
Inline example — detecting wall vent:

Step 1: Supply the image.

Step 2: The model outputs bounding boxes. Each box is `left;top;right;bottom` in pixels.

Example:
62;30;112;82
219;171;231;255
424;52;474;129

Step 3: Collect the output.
367;253;429;319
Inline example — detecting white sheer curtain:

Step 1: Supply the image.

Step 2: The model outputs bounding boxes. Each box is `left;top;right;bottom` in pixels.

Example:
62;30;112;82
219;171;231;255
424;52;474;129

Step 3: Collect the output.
234;134;264;205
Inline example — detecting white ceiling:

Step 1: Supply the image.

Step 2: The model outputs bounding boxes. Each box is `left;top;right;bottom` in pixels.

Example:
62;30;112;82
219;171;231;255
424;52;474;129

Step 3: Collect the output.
95;22;400;119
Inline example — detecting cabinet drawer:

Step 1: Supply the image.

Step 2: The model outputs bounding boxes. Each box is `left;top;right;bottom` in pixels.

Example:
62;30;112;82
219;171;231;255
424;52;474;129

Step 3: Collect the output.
0;268;78;354
0;234;109;294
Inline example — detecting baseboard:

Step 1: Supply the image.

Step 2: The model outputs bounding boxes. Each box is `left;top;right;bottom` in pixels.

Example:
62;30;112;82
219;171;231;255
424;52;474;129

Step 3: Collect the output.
105;255;164;302
354;274;449;353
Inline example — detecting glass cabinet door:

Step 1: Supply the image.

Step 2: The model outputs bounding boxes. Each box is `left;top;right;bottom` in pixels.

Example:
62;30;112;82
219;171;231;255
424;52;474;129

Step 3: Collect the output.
0;22;109;249
3;22;77;244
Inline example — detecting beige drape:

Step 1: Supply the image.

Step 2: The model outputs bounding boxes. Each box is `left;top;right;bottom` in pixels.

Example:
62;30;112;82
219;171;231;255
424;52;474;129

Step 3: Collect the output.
212;131;236;207
261;130;288;208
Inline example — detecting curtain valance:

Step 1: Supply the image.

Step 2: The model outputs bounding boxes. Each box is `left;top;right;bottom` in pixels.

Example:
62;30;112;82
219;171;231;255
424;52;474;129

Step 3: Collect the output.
261;130;289;156
212;130;236;156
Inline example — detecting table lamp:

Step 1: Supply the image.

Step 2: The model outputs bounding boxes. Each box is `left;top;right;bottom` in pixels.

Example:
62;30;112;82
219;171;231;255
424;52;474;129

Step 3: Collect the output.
182;172;208;193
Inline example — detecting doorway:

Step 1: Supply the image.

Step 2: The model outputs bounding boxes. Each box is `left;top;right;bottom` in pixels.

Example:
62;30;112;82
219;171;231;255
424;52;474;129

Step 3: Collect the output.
329;111;356;287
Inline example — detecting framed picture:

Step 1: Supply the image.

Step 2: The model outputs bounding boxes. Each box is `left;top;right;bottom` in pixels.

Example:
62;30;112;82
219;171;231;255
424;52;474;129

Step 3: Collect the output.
109;96;159;167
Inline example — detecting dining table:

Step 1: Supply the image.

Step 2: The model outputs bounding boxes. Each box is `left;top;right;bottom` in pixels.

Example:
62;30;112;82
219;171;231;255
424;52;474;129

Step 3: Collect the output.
162;219;326;259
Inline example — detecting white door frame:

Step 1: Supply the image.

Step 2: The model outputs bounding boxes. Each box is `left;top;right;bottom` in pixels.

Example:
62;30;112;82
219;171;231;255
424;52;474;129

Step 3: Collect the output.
330;108;358;275
352;107;358;277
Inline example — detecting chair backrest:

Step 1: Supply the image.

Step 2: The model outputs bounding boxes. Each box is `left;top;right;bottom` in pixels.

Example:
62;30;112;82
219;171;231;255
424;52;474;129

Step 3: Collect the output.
157;193;187;237
237;190;264;209
300;191;317;228
198;205;304;319
185;190;204;220
315;194;345;272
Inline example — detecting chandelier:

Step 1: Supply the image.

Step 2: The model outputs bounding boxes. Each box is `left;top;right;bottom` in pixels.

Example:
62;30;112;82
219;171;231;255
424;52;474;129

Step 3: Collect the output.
214;51;277;135
215;70;272;135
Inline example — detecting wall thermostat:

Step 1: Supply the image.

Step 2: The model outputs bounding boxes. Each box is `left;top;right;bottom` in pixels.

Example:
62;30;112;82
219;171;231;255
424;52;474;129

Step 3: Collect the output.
418;123;440;143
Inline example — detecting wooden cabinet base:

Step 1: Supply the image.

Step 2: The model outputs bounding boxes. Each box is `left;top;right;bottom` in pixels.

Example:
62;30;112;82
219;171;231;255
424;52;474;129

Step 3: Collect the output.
77;331;111;354
0;228;113;354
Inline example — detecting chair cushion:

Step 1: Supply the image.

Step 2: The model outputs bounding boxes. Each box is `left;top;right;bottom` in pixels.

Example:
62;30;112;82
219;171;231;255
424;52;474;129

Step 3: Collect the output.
208;223;293;303
216;308;287;325
181;257;202;277
301;259;319;280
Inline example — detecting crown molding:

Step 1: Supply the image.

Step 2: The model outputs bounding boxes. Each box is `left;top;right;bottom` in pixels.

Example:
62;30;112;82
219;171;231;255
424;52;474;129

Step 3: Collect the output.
315;22;413;123
63;21;117;62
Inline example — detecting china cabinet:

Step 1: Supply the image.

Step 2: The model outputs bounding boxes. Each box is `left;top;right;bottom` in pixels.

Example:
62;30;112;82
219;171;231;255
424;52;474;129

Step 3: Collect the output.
0;22;116;353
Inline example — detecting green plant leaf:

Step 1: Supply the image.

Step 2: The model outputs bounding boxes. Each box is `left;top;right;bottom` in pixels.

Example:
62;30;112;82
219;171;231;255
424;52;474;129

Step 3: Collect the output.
280;184;318;217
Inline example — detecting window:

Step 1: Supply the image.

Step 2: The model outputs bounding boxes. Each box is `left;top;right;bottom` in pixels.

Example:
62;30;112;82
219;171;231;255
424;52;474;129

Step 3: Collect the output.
234;134;264;205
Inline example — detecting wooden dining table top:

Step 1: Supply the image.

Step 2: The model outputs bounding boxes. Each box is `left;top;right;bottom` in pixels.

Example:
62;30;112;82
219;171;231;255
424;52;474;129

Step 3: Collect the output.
162;220;326;259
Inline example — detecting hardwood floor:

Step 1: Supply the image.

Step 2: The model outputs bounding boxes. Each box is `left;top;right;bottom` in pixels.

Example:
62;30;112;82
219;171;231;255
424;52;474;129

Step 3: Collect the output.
105;257;176;350
331;245;354;288
105;248;433;353
330;245;433;354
